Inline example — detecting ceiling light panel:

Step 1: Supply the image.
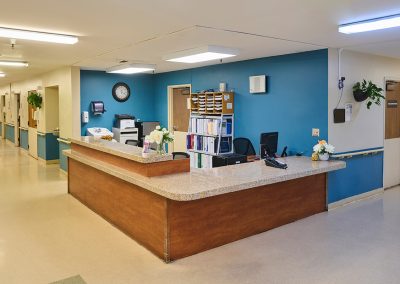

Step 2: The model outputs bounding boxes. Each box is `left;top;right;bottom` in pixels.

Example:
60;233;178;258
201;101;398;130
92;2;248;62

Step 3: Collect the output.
0;60;28;67
0;27;78;44
163;45;239;63
339;14;400;34
106;63;156;74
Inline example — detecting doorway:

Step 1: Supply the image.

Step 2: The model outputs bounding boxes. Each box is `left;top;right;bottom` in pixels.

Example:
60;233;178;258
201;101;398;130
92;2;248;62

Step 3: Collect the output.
168;84;191;153
28;91;38;159
13;93;20;146
384;80;400;188
44;86;60;162
0;95;5;138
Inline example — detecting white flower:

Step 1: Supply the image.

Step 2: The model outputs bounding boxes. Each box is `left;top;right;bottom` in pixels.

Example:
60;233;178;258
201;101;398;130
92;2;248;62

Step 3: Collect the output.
162;128;167;132
156;125;161;130
313;144;322;153
168;133;173;139
325;144;335;154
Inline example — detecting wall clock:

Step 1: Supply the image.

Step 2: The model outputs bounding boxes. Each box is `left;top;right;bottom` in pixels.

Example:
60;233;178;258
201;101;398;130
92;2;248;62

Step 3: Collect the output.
112;82;130;102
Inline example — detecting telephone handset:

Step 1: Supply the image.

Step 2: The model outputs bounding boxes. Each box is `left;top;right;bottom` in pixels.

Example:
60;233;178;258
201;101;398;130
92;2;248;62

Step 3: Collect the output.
264;156;288;169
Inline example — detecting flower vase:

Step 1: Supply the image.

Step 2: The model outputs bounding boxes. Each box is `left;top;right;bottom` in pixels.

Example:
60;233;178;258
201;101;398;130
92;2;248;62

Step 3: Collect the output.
156;143;166;155
319;153;329;161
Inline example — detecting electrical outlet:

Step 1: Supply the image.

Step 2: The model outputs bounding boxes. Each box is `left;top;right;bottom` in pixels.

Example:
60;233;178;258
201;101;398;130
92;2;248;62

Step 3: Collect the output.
312;128;320;137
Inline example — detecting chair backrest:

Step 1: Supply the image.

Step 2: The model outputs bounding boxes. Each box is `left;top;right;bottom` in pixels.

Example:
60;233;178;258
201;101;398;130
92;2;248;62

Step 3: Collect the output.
233;138;256;156
172;152;190;160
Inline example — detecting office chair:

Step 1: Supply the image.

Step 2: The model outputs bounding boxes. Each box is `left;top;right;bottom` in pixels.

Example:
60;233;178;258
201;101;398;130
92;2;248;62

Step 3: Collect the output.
172;152;190;160
233;138;256;156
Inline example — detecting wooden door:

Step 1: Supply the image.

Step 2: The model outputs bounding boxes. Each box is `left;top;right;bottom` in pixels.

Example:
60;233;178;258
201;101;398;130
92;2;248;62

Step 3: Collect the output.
171;87;190;152
28;100;38;159
384;80;400;188
385;81;400;139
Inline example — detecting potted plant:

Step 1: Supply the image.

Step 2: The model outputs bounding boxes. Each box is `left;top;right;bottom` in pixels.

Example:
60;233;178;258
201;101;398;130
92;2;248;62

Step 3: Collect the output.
27;91;43;109
312;140;335;161
353;80;385;109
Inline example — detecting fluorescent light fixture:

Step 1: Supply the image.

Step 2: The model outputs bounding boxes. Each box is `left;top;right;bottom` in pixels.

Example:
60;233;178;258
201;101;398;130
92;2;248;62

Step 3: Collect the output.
0;60;28;67
339;14;400;34
106;63;156;74
0;73;5;77
0;27;78;44
163;45;239;63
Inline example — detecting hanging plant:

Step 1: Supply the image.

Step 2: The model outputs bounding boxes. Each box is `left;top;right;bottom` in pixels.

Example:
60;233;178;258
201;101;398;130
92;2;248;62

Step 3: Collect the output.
27;91;43;109
353;80;385;109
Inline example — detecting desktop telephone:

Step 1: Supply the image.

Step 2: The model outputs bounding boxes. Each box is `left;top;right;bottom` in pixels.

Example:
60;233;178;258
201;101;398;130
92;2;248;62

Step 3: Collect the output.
264;156;288;169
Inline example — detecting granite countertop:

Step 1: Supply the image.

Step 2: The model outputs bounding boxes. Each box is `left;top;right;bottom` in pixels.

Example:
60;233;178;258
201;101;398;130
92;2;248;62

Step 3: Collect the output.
70;136;172;163
65;149;346;201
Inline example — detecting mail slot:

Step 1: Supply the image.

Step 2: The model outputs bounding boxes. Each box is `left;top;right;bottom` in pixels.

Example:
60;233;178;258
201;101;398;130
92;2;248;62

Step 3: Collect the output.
387;100;398;108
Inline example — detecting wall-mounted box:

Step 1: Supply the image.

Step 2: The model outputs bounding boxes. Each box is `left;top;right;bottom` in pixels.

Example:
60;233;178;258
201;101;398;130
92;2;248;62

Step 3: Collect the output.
90;101;106;115
249;75;267;94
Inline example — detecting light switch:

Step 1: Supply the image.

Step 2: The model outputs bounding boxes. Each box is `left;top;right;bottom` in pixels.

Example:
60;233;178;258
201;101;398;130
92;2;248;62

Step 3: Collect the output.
312;128;320;137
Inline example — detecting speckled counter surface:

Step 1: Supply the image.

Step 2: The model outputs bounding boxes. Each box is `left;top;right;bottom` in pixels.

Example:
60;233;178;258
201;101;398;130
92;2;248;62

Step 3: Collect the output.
70;136;172;163
65;149;346;201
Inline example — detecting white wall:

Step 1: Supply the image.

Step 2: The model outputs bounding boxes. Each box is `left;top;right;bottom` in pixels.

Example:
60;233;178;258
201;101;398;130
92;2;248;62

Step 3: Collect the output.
328;49;400;188
1;66;81;140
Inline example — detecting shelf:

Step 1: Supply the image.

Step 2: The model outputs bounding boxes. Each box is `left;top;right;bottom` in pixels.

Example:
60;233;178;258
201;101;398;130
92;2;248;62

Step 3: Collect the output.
188;132;233;138
188;149;218;156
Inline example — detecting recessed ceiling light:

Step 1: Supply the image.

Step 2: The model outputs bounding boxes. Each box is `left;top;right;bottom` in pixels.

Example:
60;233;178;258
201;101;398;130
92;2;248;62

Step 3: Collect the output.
163;45;239;63
0;60;28;67
0;73;5;77
0;27;78;44
106;63;156;74
339;14;400;34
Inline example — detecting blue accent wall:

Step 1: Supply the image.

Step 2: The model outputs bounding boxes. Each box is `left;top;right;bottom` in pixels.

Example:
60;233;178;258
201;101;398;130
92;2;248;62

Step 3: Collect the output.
59;141;70;172
154;49;328;156
5;124;15;143
328;152;384;203
37;134;46;159
38;133;60;160
80;71;156;135
20;129;29;150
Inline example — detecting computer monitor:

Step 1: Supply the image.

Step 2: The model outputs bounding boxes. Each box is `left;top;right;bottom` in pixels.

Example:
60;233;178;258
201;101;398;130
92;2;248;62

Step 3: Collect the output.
260;132;278;158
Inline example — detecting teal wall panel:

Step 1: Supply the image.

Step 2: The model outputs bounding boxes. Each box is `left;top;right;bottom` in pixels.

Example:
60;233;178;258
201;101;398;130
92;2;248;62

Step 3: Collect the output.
5;124;15;143
20;129;29;150
46;134;59;160
37;134;46;159
59;141;70;172
37;133;60;160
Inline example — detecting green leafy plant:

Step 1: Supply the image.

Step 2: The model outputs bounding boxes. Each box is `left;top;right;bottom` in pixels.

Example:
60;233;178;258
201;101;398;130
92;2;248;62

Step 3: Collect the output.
27;91;42;109
353;80;385;109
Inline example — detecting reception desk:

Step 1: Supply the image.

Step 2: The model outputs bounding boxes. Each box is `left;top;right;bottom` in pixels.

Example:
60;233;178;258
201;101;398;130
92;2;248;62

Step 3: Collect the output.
65;137;345;262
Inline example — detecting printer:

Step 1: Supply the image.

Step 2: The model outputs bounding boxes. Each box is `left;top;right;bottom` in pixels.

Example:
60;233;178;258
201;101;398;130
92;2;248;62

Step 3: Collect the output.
114;114;135;130
112;114;138;145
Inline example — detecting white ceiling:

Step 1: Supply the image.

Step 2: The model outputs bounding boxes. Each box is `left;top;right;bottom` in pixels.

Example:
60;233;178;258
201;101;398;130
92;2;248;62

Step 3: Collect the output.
0;0;400;84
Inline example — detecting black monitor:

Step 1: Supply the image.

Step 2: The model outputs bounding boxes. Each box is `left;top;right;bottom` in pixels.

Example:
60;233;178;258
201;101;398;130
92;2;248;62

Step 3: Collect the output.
260;132;278;158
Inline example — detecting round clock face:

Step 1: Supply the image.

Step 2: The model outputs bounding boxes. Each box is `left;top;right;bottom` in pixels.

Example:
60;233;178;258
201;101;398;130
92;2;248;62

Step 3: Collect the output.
112;82;130;102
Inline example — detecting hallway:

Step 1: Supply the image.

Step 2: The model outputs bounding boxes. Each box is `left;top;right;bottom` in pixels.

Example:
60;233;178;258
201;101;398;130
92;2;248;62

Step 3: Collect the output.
0;139;399;284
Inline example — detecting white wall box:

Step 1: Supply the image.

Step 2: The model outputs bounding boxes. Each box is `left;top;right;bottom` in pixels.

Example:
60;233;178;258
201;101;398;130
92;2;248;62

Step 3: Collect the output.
249;75;266;94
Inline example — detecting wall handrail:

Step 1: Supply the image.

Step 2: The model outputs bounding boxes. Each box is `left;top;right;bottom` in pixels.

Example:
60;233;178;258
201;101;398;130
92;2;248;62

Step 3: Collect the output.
331;148;384;159
19;126;28;131
37;131;46;137
5;122;15;127
57;137;71;145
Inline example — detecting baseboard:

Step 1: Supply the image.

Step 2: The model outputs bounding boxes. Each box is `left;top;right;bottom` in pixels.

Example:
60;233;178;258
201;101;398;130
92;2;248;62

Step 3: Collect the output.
59;168;68;176
38;157;60;165
19;147;29;154
328;188;384;211
384;184;400;190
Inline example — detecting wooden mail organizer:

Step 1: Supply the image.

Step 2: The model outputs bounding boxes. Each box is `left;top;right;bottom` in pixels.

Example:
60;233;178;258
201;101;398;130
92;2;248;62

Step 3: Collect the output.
65;138;345;262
